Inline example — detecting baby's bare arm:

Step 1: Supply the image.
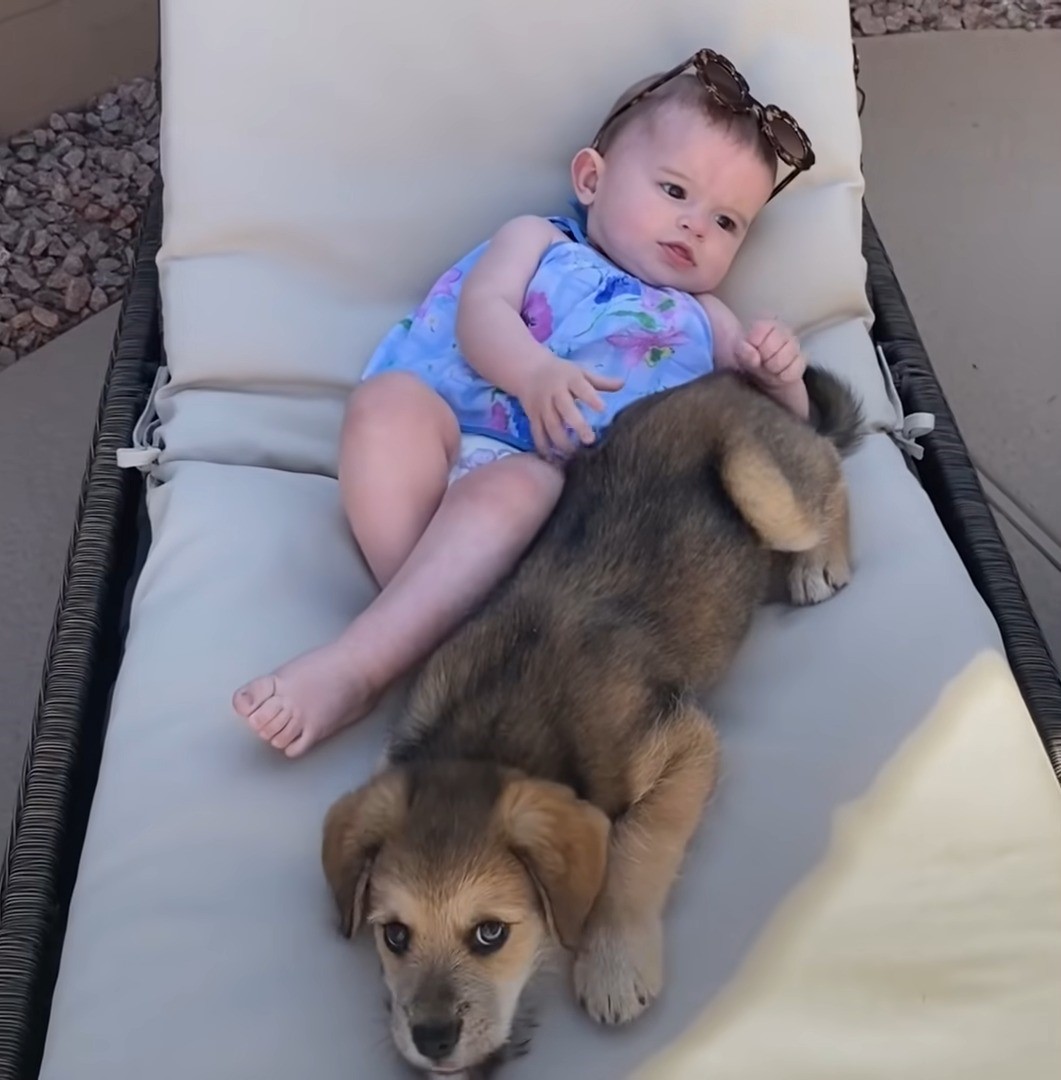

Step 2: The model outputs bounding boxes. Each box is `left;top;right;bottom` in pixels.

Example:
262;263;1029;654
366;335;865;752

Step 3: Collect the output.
455;215;565;398
699;293;809;419
698;293;746;370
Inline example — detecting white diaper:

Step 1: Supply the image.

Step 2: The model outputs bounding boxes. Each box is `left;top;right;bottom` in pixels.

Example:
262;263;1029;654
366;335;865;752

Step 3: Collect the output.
448;433;522;484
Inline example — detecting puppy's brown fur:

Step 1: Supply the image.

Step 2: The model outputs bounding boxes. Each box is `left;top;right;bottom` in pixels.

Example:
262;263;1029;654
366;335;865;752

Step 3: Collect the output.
324;369;862;1074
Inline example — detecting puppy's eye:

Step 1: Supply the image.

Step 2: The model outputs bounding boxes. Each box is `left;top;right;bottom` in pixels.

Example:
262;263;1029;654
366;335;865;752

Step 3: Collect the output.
470;921;509;955
382;921;411;955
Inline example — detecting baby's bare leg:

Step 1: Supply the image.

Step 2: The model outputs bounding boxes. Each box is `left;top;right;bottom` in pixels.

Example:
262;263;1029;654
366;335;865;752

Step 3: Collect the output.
340;372;461;587
232;372;456;751
233;375;563;757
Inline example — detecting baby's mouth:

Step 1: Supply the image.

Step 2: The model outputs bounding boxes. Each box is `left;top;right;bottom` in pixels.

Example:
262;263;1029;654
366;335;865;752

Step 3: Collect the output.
659;241;695;268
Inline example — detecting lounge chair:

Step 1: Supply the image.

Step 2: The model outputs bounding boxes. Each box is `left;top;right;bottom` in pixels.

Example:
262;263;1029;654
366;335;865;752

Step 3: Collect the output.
3;1;1059;1076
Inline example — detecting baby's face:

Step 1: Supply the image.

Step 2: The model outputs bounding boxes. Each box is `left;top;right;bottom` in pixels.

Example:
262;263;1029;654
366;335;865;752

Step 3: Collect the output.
580;105;775;294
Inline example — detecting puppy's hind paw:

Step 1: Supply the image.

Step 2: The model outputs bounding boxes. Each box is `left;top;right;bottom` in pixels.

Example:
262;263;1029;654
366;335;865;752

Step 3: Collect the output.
788;553;850;606
573;918;663;1026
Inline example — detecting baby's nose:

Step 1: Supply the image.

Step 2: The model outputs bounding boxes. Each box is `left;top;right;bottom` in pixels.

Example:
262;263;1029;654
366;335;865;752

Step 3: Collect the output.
680;211;708;240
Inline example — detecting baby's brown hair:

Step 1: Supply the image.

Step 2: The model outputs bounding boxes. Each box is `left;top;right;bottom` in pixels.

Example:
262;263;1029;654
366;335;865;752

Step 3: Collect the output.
594;72;776;175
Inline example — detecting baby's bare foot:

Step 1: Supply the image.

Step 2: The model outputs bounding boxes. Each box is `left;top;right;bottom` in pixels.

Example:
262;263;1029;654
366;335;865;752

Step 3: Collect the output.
232;641;379;758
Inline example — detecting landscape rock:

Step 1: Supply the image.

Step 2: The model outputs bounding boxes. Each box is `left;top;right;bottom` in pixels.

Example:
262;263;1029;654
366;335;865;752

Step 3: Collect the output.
31;305;60;329
64;276;92;312
0;74;158;363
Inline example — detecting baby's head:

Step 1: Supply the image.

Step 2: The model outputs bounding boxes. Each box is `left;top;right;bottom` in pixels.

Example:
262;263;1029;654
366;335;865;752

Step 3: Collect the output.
572;73;778;294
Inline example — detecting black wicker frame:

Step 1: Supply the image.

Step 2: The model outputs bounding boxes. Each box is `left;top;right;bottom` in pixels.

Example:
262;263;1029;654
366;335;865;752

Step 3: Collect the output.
0;186;163;1080
2;193;1060;1080
863;217;1061;772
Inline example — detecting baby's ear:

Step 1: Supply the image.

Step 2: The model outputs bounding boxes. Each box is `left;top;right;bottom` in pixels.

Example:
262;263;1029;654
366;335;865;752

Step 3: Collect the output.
570;147;605;205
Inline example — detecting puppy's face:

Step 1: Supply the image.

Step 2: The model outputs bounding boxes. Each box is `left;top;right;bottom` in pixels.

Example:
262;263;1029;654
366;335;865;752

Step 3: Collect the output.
369;842;547;1073
322;762;610;1074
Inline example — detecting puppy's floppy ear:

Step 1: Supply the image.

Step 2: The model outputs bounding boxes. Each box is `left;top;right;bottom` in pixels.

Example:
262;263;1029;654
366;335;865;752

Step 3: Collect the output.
498;778;610;949
322;770;408;937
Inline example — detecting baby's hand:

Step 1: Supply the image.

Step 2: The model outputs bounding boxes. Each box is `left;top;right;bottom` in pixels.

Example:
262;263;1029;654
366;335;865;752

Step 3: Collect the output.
735;319;806;388
516;357;625;459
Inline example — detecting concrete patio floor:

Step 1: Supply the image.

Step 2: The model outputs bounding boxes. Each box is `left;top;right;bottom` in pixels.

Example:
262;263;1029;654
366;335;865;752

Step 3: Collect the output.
1;307;117;842
2;28;1059;845
857;29;1061;659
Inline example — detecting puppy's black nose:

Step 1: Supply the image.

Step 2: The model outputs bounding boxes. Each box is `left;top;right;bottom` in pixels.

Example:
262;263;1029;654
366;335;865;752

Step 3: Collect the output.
411;1019;462;1061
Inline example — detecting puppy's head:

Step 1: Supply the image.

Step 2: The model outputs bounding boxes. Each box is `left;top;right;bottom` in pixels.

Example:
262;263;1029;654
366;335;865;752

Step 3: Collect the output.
322;761;610;1074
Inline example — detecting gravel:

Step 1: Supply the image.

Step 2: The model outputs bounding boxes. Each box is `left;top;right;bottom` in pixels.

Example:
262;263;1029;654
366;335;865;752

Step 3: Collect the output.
3;9;1061;370
0;77;158;368
852;0;1061;34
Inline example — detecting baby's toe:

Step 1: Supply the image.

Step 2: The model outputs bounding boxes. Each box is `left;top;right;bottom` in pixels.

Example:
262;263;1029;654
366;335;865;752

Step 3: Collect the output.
270;715;304;752
233;674;278;718
254;701;292;741
283;729;314;760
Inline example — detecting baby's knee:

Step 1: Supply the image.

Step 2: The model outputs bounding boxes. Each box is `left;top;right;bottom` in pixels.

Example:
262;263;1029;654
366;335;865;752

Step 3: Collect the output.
345;372;423;424
344;372;455;442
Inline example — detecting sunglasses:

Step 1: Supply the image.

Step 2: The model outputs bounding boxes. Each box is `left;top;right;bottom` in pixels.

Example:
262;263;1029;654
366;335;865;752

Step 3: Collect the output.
591;48;816;201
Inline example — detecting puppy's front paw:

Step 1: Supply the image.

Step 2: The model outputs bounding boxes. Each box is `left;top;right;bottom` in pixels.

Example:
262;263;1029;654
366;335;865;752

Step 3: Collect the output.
789;551;850;606
573;916;663;1025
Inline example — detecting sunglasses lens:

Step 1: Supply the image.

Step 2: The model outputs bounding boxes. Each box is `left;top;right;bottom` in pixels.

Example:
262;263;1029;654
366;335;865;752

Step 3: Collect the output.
701;60;744;105
768;117;807;164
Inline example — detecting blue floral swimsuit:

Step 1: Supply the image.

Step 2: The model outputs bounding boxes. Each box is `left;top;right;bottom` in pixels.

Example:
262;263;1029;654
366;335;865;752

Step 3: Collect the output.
361;215;714;464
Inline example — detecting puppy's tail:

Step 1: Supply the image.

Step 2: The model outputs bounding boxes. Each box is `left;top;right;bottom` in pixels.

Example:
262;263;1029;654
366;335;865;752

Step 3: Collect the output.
804;367;863;455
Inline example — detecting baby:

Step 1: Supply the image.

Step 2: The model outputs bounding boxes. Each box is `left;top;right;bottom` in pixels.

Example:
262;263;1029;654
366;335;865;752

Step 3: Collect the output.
233;52;814;757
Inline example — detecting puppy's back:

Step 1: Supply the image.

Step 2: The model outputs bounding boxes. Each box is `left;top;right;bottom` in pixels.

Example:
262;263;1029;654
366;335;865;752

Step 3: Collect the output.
400;379;772;773
400;372;853;809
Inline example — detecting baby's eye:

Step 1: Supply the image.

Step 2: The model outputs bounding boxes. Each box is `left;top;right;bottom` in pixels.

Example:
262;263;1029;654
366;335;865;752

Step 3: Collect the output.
715;214;737;233
660;182;687;200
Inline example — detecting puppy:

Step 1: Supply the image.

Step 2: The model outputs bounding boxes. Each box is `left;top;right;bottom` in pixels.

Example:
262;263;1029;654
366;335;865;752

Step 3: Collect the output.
323;368;862;1074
